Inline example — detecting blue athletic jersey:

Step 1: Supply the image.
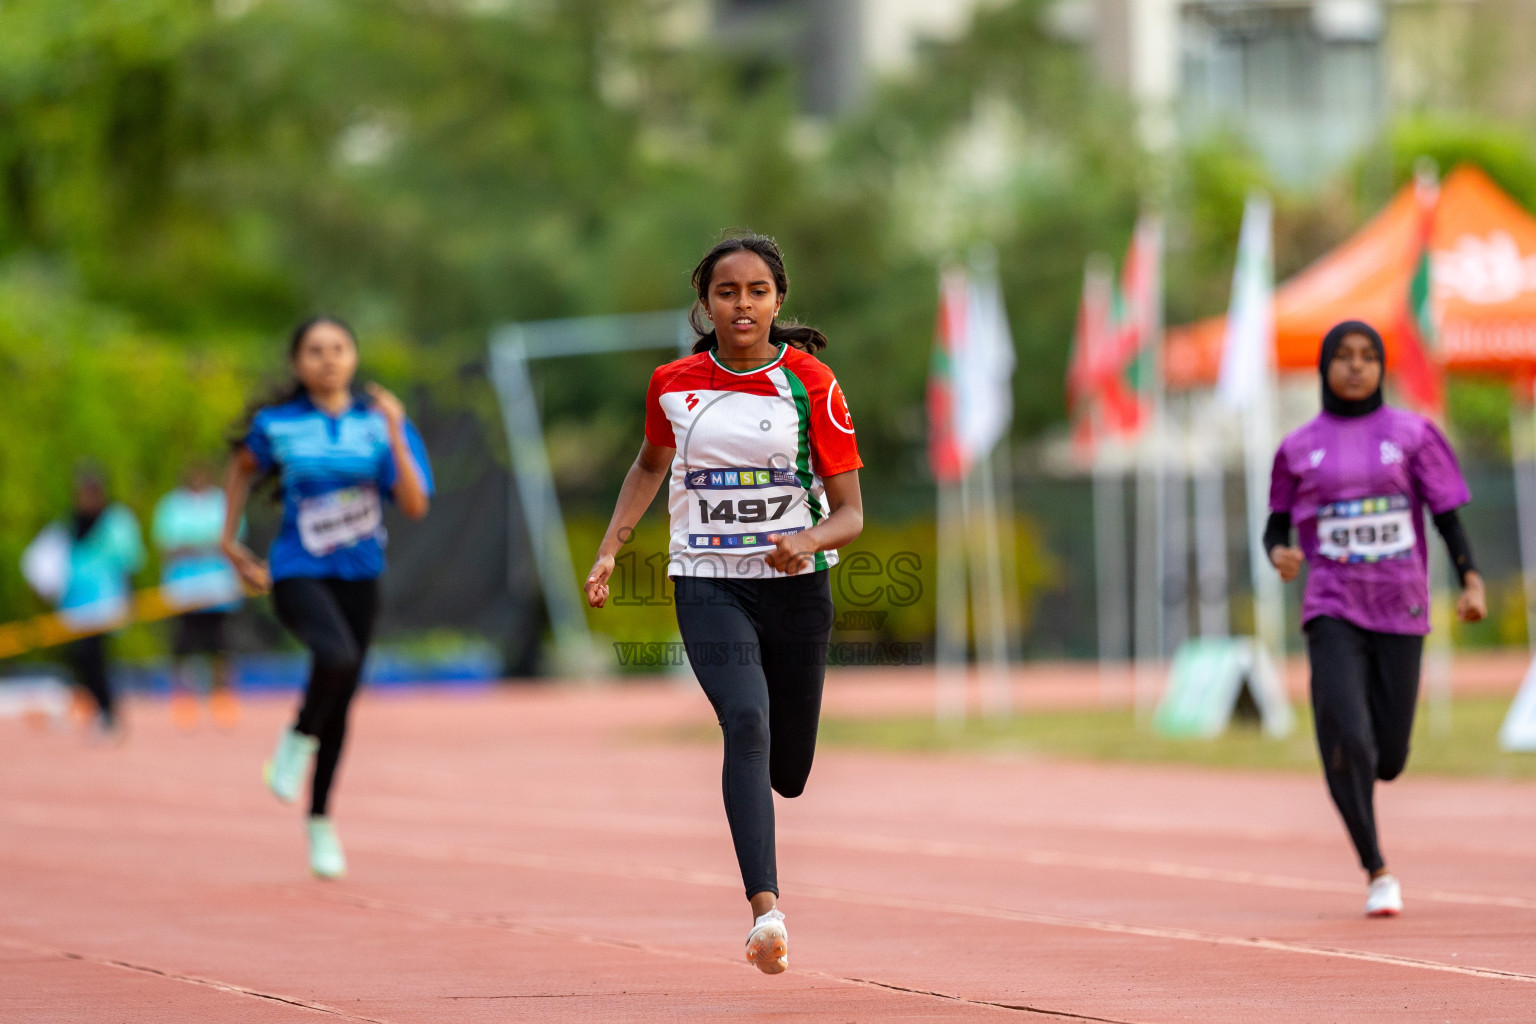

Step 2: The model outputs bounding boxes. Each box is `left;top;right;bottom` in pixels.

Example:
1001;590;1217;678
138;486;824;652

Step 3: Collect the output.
244;393;434;581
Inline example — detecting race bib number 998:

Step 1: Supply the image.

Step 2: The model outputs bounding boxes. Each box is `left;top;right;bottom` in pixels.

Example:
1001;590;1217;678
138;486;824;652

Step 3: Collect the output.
1316;495;1415;564
297;486;383;556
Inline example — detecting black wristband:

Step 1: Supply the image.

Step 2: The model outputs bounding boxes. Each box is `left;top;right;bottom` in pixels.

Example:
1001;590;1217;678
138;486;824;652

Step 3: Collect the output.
1262;511;1292;556
1432;508;1477;587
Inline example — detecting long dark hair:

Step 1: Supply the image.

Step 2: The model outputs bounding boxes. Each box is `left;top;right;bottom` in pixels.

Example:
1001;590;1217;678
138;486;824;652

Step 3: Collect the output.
229;317;358;497
688;234;827;355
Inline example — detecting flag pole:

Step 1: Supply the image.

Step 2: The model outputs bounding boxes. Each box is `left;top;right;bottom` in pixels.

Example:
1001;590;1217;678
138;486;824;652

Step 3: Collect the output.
1412;158;1453;735
972;448;1012;717
1193;391;1231;638
1133;216;1167;723
1163;392;1191;655
1075;253;1131;702
1094;439;1130;702
994;433;1025;663
936;474;968;726
1232;195;1286;678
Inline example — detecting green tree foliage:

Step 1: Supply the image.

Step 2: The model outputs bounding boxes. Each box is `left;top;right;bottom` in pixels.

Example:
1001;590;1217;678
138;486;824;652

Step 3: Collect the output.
8;0;1536;646
0;266;248;619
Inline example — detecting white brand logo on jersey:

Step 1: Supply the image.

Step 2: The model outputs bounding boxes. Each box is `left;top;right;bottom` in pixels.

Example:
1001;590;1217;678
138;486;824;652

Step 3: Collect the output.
1380;440;1404;466
1309;448;1326;467
827;379;855;435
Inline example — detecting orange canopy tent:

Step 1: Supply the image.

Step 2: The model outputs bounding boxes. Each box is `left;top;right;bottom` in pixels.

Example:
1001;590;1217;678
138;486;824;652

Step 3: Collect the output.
1166;166;1536;389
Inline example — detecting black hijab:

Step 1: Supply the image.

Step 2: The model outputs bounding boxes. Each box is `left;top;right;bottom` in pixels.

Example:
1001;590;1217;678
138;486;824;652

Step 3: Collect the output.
1319;320;1386;417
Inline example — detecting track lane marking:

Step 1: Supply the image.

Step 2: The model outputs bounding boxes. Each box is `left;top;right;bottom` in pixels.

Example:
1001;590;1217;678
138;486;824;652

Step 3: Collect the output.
284;887;1151;1022
0;934;395;1022
7;798;1536;914
337;833;1536;985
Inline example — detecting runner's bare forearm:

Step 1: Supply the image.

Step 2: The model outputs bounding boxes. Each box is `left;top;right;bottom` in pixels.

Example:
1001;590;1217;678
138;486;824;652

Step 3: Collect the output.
596;443;673;560
797;469;863;553
220;451;257;554
387;425;430;519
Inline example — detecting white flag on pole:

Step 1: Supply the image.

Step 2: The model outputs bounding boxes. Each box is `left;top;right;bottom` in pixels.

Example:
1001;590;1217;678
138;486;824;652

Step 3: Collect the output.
1217;194;1275;409
954;265;1016;467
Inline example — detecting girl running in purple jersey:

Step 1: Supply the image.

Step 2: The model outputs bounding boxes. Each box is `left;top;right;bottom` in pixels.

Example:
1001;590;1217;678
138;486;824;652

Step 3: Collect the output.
1266;320;1485;917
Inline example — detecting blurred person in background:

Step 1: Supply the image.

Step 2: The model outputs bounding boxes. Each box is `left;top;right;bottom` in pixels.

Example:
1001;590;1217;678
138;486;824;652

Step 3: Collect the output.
153;462;244;731
221;316;432;880
21;465;146;740
1267;321;1485;919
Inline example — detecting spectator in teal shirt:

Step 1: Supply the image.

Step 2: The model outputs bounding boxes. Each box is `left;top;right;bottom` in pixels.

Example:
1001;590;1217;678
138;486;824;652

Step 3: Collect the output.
153;463;244;730
22;467;145;735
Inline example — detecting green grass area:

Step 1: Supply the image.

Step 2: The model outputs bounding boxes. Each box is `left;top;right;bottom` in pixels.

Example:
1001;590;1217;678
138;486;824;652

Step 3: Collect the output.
810;696;1536;780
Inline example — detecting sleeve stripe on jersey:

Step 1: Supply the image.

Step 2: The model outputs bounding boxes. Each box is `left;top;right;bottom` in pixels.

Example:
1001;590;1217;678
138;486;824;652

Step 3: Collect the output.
779;365;831;573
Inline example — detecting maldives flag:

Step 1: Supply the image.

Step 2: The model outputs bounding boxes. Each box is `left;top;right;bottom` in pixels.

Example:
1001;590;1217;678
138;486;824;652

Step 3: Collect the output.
1116;215;1162;399
1066;219;1159;456
929;265;1017;482
1396;174;1445;415
927;270;968;483
1067;257;1143;456
1067;258;1109;452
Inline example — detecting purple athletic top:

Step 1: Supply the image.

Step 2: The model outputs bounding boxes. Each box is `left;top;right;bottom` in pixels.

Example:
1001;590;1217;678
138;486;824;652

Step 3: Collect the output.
1269;406;1470;636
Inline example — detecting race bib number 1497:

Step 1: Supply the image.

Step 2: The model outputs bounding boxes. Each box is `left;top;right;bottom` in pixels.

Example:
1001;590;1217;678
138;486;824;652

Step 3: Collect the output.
684;467;809;549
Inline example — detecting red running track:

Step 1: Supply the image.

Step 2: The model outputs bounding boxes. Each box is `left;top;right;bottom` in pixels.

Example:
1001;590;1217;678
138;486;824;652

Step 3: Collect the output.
2;677;1534;1022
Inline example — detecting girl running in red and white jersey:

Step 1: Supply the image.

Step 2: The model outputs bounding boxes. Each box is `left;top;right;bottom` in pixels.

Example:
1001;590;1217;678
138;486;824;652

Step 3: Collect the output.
585;234;863;974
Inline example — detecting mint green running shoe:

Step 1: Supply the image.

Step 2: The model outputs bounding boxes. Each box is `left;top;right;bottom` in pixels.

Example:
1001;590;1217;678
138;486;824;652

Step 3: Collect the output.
263;728;318;804
307;816;347;879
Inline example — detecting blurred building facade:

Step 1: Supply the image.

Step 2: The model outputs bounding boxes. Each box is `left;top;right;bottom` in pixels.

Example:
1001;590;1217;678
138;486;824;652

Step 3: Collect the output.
1101;0;1509;182
1081;0;1534;182
706;0;1525;184
711;0;995;112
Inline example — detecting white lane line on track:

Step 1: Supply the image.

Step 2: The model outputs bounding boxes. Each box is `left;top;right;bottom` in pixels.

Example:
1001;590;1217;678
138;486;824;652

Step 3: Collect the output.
297;791;1536;901
840;977;1154;1023
282;887;1152;1023
0;933;395;1023
342;833;1536;985
777;828;1536;912
11;797;1536;915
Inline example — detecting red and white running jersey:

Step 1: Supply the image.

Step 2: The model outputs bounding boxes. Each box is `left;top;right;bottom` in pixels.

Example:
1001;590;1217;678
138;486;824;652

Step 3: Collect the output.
645;344;862;578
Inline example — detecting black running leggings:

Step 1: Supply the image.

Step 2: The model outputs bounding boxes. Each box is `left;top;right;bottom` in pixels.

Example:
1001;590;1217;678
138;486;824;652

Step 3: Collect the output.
1305;615;1423;875
272;577;380;817
672;571;835;900
66;634;114;725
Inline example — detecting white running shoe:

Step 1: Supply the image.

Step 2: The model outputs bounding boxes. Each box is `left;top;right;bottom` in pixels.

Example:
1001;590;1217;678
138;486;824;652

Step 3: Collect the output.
263;728;318;804
745;909;788;974
307;816;347;879
1365;874;1403;917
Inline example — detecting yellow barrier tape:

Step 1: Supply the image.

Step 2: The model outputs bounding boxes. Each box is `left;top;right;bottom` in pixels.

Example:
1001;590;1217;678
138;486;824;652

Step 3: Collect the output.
0;584;246;660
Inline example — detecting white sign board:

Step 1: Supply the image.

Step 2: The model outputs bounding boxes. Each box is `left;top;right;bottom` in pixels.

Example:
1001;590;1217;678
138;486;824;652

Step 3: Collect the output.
1498;657;1536;751
1155;637;1294;739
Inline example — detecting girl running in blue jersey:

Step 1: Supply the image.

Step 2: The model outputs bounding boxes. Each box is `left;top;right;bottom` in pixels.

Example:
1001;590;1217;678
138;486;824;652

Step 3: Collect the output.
221;316;432;879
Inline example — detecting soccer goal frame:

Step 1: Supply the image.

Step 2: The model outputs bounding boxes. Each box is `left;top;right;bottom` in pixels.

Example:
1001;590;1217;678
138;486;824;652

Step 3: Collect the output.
488;310;694;676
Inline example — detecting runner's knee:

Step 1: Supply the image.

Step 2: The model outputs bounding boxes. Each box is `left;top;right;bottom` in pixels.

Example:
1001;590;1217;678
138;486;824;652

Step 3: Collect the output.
720;703;769;753
1323;729;1376;779
1376;744;1410;781
311;636;364;679
770;768;810;799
